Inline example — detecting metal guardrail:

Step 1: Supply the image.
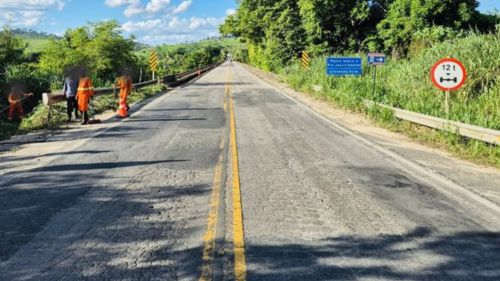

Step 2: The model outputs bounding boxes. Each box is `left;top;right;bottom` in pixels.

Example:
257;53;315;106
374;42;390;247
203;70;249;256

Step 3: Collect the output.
244;63;500;146
308;84;500;146
42;64;219;106
363;100;500;146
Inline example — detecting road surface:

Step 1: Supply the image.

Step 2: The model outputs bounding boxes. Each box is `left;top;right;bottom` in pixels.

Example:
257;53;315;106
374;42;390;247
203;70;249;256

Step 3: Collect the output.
1;62;499;281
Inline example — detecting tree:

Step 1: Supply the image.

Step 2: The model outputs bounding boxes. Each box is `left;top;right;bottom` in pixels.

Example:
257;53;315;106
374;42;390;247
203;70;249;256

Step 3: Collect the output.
263;1;306;71
38;21;138;87
219;14;239;37
0;28;26;69
298;0;388;54
377;0;481;56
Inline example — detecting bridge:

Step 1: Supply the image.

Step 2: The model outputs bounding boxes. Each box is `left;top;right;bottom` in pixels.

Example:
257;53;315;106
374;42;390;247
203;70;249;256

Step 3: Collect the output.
1;62;500;281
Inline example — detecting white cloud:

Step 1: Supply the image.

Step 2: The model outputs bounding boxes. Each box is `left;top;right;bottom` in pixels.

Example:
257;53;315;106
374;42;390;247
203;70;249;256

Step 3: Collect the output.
0;0;67;27
122;16;223;33
121;16;225;45
145;0;170;13
172;0;192;14
0;0;67;10
225;9;236;16
121;19;162;32
107;0;193;17
124;4;143;17
104;0;139;8
188;17;220;29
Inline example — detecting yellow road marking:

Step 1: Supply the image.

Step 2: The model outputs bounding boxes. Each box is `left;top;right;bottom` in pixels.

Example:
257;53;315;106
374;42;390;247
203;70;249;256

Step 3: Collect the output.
228;74;247;281
224;84;228;113
199;115;226;281
199;72;247;281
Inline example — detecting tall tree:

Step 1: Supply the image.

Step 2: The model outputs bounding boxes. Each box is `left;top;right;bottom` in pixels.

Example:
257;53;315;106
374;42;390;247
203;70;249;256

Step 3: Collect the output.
377;0;481;56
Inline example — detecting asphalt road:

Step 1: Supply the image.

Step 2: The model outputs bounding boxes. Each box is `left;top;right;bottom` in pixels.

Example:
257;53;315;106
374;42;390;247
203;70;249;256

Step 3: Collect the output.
1;62;499;281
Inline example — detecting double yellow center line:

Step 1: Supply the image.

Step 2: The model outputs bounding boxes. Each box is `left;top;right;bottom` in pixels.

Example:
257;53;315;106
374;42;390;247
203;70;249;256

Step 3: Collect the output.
228;73;247;281
199;70;247;281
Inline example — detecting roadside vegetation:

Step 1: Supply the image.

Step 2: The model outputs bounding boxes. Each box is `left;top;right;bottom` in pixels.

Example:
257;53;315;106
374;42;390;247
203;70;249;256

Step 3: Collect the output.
221;0;500;167
0;22;236;141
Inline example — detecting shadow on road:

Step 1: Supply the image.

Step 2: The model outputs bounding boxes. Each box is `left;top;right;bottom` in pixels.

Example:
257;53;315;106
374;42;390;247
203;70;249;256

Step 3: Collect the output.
4;160;187;174
245;227;500;281
1;179;210;281
0;150;111;164
0;156;190;262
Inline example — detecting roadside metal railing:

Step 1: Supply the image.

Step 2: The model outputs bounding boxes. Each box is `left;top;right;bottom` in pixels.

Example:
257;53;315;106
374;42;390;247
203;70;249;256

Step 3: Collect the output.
43;64;220;106
307;84;500;146
363;100;500;146
243;62;500;147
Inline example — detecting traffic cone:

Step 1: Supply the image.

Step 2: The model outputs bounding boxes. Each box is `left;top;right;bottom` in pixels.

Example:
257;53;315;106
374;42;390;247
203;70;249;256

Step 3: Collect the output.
117;101;129;118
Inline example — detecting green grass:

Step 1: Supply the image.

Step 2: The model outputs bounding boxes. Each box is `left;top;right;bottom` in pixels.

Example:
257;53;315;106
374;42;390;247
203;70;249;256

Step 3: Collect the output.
24;38;53;54
0;85;165;142
280;30;500;168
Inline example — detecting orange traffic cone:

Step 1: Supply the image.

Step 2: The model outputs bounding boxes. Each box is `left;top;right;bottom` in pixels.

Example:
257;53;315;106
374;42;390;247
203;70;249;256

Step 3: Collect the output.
117;101;129;118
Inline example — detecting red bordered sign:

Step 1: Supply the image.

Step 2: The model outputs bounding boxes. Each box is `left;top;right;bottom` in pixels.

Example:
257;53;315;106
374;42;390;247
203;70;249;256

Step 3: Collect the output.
431;58;467;91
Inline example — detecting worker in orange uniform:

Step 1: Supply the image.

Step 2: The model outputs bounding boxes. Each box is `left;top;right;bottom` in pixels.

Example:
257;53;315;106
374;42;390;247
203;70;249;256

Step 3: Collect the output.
76;70;94;125
8;86;33;121
115;69;132;118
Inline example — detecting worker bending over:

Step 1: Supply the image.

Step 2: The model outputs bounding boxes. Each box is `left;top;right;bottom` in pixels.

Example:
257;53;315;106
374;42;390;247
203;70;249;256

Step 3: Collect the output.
8;87;33;121
76;70;95;125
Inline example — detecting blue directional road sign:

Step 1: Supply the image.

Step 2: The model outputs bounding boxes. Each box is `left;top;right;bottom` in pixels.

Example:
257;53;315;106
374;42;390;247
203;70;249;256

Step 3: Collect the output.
367;53;386;65
327;57;362;76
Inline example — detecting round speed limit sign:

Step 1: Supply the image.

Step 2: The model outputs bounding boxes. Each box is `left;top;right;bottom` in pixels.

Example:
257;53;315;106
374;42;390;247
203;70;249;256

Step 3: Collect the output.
431;58;467;91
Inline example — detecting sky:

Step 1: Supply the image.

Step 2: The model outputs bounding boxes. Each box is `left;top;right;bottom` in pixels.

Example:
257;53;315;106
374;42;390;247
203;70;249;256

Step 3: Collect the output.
0;0;498;46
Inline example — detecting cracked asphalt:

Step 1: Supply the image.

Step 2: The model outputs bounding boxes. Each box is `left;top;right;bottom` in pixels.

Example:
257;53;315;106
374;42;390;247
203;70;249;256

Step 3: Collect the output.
1;62;500;281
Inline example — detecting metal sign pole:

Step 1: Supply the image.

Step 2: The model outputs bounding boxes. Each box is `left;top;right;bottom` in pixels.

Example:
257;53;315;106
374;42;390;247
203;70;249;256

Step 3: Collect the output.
445;91;450;117
372;65;377;98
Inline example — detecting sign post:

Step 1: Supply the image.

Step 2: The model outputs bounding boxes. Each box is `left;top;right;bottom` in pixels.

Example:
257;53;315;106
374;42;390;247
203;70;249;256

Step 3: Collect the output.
302;51;310;69
149;51;159;80
367;53;386;98
430;58;467;117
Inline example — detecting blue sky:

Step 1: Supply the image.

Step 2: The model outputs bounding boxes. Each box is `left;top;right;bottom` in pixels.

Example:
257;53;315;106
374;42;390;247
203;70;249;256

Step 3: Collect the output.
0;0;498;46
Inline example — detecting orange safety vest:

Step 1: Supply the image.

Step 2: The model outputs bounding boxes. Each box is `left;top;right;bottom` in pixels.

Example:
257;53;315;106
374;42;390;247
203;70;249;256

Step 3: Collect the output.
76;77;94;112
117;76;132;103
8;92;24;104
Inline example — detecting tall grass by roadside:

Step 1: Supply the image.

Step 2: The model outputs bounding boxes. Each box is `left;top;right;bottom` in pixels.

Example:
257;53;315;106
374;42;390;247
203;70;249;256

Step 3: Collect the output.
280;30;500;168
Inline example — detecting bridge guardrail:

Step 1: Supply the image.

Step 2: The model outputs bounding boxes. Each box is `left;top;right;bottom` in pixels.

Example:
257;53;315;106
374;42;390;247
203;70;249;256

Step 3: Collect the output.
363;100;500;146
42;64;220;106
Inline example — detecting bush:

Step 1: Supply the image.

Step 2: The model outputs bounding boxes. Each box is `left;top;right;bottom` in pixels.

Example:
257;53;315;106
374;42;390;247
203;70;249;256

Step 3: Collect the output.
2;63;50;114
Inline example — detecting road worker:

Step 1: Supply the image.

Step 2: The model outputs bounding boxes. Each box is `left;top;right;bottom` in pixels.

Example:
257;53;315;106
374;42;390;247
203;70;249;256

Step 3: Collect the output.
63;68;80;122
76;69;94;125
8;86;33;121
115;69;132;118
